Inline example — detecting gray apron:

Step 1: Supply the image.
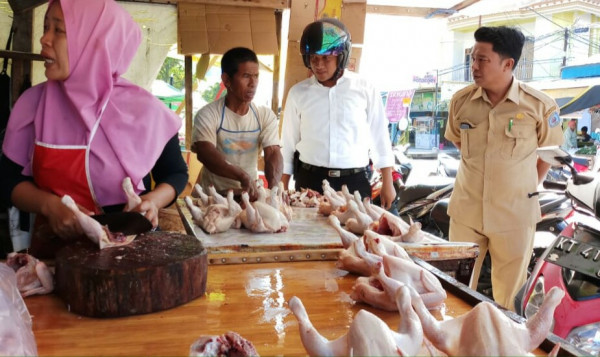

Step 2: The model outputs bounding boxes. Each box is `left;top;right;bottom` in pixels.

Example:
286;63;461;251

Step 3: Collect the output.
198;100;261;192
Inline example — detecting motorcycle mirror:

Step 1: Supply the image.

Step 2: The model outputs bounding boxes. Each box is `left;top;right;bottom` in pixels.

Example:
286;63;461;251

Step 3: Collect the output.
537;146;571;166
398;117;409;131
574;172;595;185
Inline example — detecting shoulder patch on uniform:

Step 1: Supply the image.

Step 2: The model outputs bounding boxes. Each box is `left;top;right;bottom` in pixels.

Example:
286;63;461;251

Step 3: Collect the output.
548;111;561;128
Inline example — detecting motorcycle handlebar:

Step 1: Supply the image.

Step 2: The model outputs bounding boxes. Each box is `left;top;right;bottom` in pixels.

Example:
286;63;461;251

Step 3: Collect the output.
543;180;568;191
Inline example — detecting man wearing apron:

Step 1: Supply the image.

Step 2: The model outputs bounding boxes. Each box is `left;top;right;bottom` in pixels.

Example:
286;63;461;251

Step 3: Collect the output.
192;47;282;200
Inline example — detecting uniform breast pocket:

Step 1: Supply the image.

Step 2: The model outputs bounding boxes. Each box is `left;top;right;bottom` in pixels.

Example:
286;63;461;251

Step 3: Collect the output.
501;123;537;160
459;122;477;159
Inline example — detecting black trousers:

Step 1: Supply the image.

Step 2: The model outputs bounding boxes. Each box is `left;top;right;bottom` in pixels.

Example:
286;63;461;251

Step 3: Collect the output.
294;163;372;200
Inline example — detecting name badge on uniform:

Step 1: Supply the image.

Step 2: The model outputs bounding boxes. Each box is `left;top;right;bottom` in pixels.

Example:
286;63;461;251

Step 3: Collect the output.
548;112;561;128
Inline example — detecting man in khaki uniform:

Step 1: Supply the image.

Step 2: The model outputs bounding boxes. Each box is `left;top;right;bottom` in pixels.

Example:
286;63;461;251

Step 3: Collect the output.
445;26;563;310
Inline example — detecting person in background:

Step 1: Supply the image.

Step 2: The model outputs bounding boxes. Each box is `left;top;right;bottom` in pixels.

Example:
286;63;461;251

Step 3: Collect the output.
280;18;395;208
444;26;563;310
0;0;188;256
579;126;591;142
561;118;578;151
192;47;282;201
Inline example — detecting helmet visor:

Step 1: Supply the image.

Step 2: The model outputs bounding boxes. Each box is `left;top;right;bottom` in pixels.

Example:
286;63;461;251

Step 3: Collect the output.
310;22;349;56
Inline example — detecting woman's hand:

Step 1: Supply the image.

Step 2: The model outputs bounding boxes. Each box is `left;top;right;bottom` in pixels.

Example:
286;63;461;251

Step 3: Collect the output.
134;183;177;228
132;198;159;228
42;195;89;240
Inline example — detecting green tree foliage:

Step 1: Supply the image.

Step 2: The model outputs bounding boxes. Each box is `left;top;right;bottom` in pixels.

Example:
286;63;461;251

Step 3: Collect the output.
202;82;226;103
157;57;185;90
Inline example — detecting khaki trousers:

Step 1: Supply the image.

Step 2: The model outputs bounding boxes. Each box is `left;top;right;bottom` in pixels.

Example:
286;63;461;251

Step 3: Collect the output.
449;218;535;311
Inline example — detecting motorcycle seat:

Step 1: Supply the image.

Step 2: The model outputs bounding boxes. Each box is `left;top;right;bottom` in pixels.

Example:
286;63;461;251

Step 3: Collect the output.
397;179;454;208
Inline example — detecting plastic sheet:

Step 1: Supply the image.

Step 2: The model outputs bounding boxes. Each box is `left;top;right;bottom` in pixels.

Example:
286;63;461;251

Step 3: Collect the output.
0;263;38;356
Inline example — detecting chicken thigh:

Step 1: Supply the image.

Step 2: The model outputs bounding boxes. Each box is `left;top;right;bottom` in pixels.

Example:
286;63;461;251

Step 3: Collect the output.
6;253;54;297
288;290;423;357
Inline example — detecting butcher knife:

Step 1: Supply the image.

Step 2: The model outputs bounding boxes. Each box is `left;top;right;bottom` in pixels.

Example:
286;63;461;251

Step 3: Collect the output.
91;211;153;235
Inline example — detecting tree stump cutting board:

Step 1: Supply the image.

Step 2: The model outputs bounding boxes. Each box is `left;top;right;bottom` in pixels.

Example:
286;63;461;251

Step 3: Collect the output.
55;231;207;318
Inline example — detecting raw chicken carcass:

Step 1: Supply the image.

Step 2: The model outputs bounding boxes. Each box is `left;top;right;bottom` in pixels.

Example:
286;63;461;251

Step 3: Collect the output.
207;185;228;206
200;190;243;234
369;211;424;243
185;196;204;223
6;252;54;297
61;195;136;249
239;191;289;233
288;292;423;356
351;236;446;310
193;184;213;207
411;285;564;356
290;188;321;208
344;200;374;235
329;219;409;276
189;331;259;356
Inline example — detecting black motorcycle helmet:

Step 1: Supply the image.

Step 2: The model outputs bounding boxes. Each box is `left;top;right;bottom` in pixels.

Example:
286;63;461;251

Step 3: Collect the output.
300;18;352;78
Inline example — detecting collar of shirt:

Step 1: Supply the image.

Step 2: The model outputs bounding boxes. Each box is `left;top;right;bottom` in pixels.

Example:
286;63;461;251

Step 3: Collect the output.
471;77;520;105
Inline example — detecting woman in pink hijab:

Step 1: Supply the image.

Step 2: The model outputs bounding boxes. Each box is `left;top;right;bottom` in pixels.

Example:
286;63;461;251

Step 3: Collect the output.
0;0;188;255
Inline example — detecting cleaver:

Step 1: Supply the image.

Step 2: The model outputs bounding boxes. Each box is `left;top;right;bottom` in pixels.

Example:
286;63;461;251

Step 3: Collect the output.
91;211;153;235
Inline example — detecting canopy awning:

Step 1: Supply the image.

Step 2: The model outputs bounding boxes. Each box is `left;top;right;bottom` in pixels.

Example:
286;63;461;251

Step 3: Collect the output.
559;85;600;115
152;80;184;104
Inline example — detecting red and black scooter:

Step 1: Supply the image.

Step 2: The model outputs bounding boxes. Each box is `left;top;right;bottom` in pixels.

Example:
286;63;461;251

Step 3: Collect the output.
515;146;600;356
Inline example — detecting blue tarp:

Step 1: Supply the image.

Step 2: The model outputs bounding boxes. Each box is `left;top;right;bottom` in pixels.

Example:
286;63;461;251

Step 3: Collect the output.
559;85;600;115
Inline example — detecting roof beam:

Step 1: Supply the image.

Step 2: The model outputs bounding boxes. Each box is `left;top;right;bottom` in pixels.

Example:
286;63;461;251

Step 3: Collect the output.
366;0;481;18
121;0;290;9
366;5;438;17
449;0;480;12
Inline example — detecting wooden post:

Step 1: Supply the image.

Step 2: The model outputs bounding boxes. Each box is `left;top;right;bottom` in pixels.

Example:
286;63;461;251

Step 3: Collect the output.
10;9;34;106
184;55;193;150
271;9;282;116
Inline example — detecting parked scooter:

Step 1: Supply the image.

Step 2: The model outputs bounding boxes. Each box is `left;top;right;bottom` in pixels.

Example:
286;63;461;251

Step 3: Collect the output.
436;151;460;177
515;146;600;356
370;144;413;207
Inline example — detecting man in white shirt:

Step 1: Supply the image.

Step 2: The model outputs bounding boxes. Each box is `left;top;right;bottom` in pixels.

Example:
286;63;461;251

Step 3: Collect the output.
281;18;396;208
192;47;282;200
561;119;578;151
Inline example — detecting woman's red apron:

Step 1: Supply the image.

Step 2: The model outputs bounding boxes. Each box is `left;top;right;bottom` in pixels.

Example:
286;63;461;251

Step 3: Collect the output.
28;141;101;258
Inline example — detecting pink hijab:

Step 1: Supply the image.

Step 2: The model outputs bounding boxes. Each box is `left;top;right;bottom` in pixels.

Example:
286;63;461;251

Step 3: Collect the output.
3;0;181;207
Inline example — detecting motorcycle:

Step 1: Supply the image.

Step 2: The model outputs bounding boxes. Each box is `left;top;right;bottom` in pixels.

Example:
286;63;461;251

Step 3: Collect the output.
370;144;413;207
515;146;600;356
436;151;460;177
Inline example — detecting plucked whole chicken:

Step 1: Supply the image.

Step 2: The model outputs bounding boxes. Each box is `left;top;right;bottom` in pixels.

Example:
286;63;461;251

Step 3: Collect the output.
351;235;447;311
6;252;54;297
288;289;423;357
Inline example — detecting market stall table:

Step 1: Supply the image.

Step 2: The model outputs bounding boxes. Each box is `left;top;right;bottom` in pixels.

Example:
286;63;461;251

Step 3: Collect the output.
25;260;571;356
176;200;479;284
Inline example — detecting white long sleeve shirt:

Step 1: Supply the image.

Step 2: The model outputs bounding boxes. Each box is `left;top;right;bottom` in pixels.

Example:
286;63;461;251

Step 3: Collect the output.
281;71;394;175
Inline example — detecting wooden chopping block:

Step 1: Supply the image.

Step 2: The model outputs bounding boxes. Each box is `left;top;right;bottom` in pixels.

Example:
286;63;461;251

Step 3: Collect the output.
55;231;207;318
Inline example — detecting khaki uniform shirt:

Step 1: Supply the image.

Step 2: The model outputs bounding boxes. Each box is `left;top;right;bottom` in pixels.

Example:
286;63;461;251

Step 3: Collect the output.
445;79;563;233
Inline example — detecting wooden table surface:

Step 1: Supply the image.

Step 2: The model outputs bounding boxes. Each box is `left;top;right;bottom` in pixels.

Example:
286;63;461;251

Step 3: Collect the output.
24;259;558;356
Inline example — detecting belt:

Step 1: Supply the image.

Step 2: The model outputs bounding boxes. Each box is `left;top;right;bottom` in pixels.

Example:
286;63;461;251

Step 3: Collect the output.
300;162;367;178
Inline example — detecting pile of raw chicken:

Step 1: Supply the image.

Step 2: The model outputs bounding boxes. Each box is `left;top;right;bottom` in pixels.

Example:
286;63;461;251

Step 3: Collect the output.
286;180;565;357
185;182;293;234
